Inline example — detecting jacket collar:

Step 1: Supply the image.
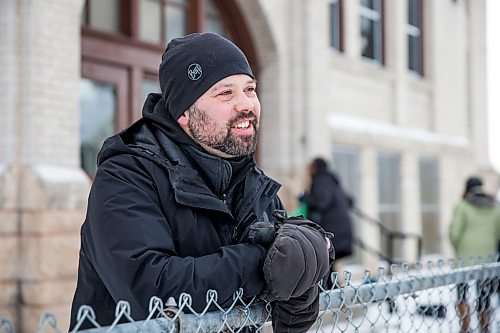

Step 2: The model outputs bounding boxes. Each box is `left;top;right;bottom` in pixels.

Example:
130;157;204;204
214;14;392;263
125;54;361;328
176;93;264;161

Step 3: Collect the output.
152;128;281;224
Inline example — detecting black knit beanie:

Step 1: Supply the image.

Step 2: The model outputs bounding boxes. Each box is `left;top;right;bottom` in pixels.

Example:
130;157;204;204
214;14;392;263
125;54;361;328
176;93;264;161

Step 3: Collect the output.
159;32;255;120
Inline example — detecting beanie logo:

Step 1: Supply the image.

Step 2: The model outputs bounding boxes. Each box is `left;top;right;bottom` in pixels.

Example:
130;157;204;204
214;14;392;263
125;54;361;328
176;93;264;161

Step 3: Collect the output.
187;63;203;81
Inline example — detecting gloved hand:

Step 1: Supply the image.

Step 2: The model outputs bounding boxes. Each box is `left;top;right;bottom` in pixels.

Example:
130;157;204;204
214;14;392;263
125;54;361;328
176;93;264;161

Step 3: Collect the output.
236;210;288;247
239;221;277;247
260;217;331;302
271;285;319;333
259;217;331;332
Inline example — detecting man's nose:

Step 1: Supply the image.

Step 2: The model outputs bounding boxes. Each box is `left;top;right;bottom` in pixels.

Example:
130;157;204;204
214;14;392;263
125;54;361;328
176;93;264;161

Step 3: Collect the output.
234;92;255;112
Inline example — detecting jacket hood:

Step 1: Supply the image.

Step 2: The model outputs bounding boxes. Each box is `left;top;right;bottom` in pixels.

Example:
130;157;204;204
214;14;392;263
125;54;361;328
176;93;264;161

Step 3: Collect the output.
142;93;200;149
465;191;496;208
95;121;159;167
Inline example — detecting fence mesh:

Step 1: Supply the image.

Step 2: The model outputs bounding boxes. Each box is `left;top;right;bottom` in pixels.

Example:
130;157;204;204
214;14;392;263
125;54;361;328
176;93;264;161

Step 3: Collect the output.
1;256;499;333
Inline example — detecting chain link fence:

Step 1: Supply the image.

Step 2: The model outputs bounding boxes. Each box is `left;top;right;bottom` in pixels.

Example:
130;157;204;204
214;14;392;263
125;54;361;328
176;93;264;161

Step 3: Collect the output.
1;256;499;333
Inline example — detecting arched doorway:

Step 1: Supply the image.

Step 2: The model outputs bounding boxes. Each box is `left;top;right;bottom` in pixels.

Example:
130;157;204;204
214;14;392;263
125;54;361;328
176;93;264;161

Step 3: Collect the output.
79;0;258;176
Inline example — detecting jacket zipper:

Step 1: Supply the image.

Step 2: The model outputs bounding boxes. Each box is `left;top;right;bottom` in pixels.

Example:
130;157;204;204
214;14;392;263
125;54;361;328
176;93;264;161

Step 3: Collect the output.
219;164;254;205
232;178;274;241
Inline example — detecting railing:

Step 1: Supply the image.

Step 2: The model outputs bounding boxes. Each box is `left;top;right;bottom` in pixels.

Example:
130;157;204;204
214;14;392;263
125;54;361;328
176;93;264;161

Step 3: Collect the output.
1;256;499;333
351;207;423;265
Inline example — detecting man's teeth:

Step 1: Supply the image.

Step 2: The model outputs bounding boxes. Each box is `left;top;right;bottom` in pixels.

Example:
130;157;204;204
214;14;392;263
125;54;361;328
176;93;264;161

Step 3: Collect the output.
235;121;250;129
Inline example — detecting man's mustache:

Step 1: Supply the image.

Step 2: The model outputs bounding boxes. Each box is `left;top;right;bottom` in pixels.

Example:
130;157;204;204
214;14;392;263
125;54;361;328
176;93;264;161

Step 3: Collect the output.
228;112;258;127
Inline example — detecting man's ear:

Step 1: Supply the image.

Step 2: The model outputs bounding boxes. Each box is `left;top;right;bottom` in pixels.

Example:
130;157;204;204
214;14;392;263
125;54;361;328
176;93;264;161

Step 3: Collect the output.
177;111;189;127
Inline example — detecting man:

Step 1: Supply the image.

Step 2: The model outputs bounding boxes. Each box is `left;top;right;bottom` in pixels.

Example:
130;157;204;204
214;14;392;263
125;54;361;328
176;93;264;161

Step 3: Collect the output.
449;176;500;333
70;33;331;331
304;158;353;275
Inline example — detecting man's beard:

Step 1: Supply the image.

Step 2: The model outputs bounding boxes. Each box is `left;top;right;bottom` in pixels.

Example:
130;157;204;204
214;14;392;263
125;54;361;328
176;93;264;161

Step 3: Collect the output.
187;105;259;157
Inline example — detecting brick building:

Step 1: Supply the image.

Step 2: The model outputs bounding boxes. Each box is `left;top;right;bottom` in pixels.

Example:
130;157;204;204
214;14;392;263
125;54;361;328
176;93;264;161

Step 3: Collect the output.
0;0;496;331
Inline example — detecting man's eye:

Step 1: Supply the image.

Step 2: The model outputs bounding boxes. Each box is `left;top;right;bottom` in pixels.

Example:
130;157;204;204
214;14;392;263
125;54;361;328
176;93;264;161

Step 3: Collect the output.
219;90;232;96
246;87;256;92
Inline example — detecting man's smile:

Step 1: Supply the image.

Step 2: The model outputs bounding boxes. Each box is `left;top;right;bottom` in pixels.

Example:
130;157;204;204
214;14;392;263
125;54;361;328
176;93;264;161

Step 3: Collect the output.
232;120;251;129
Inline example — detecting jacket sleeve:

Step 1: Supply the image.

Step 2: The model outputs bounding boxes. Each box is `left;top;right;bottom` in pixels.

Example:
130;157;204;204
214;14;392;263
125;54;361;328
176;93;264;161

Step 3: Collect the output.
449;202;466;250
84;156;267;315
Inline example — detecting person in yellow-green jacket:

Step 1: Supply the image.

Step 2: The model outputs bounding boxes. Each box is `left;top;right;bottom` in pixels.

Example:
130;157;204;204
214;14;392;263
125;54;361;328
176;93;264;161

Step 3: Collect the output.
449;176;500;333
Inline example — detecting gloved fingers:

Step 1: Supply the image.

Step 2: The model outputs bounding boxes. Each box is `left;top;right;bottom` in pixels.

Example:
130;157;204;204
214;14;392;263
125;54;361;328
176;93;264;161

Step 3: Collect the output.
261;224;329;302
298;225;331;281
271;285;320;333
276;285;318;311
244;221;277;247
284;216;321;229
261;229;306;302
287;216;335;270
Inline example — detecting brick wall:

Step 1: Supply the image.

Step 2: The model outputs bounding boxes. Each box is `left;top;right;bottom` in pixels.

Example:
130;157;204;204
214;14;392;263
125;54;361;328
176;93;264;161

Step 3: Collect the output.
0;1;88;332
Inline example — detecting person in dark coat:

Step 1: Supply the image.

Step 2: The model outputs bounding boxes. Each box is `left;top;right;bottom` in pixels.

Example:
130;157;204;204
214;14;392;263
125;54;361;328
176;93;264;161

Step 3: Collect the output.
304;158;353;276
70;33;331;332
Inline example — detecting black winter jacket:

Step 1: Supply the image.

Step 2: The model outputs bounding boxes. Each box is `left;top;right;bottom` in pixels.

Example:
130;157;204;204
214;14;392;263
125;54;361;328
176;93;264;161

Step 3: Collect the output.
70;94;282;329
305;170;353;259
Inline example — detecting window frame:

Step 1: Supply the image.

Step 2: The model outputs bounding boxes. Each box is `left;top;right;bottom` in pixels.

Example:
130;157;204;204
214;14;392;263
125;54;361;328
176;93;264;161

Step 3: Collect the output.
377;152;402;258
162;0;190;43
81;0;258;68
406;0;424;76
359;0;384;64
332;146;361;264
332;146;360;203
80;62;130;177
329;0;344;52
418;157;440;254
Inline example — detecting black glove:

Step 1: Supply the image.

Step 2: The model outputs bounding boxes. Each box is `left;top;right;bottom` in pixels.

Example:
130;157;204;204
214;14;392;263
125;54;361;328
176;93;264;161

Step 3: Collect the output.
260;217;331;302
287;217;336;265
259;218;330;333
236;210;288;247
271;285;319;333
239;221;277;247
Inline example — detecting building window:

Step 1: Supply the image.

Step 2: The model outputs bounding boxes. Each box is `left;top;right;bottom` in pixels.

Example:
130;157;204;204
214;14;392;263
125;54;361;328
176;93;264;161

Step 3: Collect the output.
164;0;189;43
138;0;231;44
139;0;189;44
81;0;121;34
333;147;360;263
360;0;383;63
205;0;231;38
329;0;343;51
139;0;162;43
377;152;401;258
82;0;237;46
407;0;423;75
142;75;161;106
80;79;116;176
333;147;360;205
419;158;440;254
